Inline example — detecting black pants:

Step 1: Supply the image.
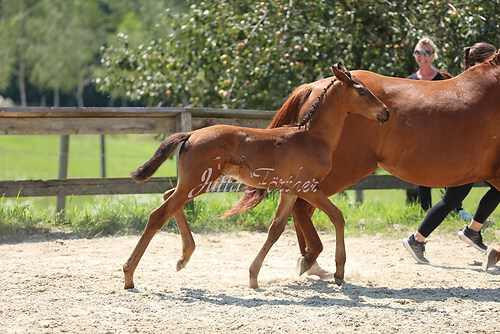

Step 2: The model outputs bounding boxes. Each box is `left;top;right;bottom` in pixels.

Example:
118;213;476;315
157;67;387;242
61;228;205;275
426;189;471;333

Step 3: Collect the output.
418;186;464;212
418;183;500;238
473;186;500;223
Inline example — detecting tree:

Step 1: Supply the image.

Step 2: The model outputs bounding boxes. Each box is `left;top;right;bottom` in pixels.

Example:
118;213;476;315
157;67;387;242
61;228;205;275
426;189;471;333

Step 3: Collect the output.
95;0;499;110
0;0;39;106
26;0;108;107
0;0;109;106
0;8;15;91
92;0;188;104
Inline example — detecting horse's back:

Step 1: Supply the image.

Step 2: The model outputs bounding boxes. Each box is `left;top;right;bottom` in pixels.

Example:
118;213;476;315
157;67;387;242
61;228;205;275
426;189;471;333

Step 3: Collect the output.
351;68;499;186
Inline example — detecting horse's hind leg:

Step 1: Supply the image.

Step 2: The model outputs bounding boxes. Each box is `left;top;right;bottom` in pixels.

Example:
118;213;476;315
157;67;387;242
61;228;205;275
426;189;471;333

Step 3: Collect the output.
292;199;331;278
162;189;195;271
249;193;297;288
301;191;345;285
123;190;187;289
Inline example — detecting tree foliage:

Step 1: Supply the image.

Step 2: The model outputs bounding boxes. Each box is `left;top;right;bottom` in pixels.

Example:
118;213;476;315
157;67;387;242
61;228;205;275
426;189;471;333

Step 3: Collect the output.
0;0;108;105
27;0;107;106
0;0;186;106
0;0;497;108
96;0;499;110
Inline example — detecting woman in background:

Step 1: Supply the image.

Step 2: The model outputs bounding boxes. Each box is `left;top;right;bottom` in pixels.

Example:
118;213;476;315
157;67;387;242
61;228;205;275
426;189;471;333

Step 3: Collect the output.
402;42;499;265
406;37;471;219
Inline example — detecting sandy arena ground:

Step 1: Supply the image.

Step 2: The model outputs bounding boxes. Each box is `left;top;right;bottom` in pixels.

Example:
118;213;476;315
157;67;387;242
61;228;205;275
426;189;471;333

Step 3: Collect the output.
1;230;499;333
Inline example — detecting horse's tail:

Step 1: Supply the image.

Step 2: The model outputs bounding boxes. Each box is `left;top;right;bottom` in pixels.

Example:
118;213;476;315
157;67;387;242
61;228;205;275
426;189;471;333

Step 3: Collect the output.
131;132;191;183
220;187;267;218
222;84;314;218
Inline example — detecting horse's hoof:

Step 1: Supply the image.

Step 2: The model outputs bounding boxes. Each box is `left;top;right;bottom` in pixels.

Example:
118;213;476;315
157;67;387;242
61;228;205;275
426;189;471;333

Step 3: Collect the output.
296;256;311;276
176;260;185;272
483;248;499;271
249;277;259;289
334;275;344;286
123;264;135;289
124;281;135;290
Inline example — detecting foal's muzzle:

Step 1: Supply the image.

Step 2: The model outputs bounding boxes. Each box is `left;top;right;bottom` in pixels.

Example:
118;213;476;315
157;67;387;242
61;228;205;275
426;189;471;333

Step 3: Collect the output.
377;108;390;124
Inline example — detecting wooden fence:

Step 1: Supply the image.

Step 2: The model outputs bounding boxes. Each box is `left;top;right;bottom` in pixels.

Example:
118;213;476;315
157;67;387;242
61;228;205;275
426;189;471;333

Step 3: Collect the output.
0;107;485;210
0;106;275;210
0;175;417;198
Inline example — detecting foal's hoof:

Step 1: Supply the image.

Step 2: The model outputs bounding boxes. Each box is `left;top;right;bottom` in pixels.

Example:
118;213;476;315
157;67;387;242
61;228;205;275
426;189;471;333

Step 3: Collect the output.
249;277;259;289
123;276;135;290
176;260;185;272
123;264;135;289
334;275;344;286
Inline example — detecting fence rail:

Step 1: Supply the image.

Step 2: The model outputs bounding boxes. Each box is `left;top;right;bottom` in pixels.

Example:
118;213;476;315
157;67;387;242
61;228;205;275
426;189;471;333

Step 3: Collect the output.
0;106;275;211
0;107;486;205
0;175;423;198
0;107;276;135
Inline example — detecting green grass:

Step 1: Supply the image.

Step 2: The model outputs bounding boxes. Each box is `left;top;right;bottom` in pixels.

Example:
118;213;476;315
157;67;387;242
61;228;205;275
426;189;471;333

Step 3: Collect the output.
0;134;177;208
0;134;177;180
0;135;498;243
1;189;498;244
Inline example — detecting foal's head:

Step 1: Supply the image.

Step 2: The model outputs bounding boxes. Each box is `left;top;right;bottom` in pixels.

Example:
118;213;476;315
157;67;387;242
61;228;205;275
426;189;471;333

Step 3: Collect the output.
331;62;389;124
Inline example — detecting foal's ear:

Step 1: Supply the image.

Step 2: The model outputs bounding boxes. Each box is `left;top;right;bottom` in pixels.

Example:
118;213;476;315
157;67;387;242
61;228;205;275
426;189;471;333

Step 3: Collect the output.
337;62;347;72
331;62;351;83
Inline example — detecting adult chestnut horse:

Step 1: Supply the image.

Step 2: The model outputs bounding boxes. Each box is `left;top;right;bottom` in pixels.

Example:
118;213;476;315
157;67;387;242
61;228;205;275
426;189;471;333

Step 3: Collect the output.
123;63;389;290
228;53;500;277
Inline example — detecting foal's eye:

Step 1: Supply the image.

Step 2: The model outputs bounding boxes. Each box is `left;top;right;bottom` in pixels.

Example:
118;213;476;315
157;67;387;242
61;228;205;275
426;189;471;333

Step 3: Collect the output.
358;88;366;96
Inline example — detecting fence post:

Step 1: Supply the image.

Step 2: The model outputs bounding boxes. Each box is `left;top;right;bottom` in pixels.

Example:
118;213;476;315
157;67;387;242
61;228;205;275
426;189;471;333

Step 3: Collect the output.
56;135;70;216
355;190;364;203
175;110;192;133
100;135;106;178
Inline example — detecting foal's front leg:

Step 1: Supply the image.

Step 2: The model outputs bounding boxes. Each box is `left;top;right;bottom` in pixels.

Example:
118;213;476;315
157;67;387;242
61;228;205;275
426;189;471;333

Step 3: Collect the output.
249;193;297;288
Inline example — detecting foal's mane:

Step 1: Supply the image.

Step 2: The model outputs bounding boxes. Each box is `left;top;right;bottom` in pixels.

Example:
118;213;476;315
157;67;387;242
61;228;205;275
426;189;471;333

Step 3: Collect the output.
267;78;337;130
292;79;336;128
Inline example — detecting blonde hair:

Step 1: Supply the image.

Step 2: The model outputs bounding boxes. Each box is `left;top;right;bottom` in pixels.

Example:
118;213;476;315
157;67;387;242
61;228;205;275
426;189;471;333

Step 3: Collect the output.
414;37;439;60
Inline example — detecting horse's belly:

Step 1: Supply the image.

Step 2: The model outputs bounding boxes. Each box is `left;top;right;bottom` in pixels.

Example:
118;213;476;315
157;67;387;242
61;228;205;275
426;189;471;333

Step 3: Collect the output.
378;159;496;187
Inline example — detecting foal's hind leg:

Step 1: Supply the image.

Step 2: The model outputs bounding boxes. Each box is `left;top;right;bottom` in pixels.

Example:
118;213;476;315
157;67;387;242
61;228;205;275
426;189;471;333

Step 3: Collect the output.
162;189;195;271
300;191;345;285
249;193;297;288
172;209;195;271
123;189;187;289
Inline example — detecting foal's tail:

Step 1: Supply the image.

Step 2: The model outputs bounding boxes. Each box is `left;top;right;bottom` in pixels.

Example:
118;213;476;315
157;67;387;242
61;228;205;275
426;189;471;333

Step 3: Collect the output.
131;132;191;183
222;83;314;218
